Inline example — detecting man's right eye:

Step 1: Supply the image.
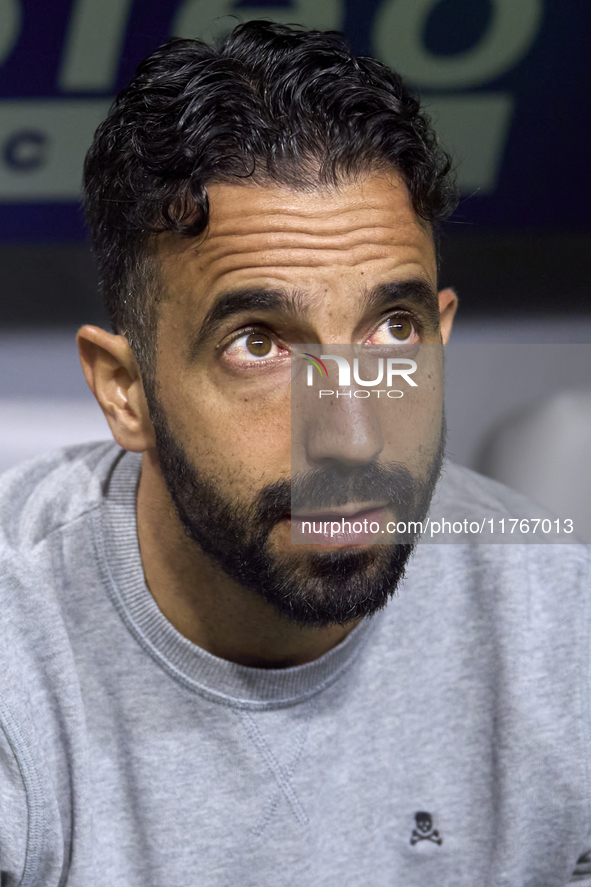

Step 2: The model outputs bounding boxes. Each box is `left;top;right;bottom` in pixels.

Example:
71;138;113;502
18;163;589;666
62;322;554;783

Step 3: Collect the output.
222;328;290;367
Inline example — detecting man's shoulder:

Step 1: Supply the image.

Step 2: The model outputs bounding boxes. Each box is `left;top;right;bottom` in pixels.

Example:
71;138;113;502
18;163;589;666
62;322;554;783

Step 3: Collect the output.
436;461;555;520
416;461;590;574
0;441;125;556
402;464;590;680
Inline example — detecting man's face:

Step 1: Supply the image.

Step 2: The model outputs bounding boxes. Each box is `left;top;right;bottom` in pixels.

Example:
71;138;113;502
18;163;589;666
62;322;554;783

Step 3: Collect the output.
148;174;448;627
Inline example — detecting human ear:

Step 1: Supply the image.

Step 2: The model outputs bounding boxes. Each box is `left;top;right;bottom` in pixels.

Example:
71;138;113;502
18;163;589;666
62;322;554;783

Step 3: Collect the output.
437;288;458;344
76;325;155;452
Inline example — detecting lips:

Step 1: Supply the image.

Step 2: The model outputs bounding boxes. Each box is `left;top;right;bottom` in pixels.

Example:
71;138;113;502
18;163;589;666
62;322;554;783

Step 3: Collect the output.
291;502;389;521
288;504;390;546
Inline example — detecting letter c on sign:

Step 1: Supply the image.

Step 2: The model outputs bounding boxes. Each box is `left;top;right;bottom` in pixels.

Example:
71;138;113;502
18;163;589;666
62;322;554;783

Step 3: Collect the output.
372;0;543;89
0;0;22;66
3;131;48;172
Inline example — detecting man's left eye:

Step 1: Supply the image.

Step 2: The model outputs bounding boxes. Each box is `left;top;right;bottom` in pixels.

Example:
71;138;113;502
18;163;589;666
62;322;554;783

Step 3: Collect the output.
366;314;418;346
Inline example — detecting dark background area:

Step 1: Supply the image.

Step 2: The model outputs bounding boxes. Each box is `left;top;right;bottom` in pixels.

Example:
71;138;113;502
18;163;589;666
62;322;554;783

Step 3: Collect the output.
0;0;589;326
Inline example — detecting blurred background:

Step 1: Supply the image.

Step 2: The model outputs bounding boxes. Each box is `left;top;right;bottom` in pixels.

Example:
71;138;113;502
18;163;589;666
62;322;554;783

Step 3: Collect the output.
0;0;590;533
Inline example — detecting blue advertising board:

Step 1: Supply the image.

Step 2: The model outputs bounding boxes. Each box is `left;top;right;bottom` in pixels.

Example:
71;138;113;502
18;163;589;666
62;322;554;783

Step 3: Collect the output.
0;0;589;241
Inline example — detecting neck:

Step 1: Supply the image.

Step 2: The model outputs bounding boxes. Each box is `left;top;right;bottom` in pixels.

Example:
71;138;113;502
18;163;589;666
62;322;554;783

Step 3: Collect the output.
136;450;357;669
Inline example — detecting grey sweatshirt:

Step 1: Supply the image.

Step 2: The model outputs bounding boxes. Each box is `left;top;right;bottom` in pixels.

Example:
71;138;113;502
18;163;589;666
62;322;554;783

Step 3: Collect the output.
0;442;590;886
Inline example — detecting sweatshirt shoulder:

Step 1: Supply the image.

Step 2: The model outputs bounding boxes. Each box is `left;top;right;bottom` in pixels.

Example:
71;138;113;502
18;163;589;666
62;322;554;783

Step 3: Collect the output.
434;461;551;518
0;441;125;554
427;461;591;573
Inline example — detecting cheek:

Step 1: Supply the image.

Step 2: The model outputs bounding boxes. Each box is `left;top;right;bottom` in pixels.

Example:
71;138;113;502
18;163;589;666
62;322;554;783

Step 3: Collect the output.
165;377;293;489
379;355;444;469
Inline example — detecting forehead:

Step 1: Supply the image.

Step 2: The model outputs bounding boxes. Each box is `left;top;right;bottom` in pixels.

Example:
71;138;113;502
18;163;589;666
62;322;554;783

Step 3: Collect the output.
156;174;436;321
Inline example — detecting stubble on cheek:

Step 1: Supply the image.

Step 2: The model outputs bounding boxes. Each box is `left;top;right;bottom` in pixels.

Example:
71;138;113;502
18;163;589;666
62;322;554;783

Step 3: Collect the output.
162;383;291;510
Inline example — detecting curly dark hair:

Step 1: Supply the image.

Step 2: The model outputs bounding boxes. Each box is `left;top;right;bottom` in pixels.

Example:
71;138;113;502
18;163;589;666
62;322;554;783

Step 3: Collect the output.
83;20;457;380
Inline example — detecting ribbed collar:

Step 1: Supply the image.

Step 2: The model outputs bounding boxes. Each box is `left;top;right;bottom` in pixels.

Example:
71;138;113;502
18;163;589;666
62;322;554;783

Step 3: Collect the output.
96;449;377;710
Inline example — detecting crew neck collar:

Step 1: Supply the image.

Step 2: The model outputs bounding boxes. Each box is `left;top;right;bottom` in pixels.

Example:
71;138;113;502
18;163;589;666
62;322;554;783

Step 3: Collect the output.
97;449;378;710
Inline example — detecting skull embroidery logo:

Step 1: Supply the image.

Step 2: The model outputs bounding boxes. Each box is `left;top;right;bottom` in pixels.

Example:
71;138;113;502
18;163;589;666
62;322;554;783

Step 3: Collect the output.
410;811;443;846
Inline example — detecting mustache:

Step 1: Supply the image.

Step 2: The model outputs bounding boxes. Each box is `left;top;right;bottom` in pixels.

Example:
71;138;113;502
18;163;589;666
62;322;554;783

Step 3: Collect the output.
255;461;424;525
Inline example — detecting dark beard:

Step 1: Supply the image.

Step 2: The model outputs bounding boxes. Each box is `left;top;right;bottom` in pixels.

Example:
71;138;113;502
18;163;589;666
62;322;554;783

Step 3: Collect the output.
148;398;445;629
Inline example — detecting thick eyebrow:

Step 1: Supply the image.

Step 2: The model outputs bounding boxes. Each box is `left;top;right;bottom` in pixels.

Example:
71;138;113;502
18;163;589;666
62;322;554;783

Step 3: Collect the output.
188;277;440;358
188;287;307;358
361;279;440;331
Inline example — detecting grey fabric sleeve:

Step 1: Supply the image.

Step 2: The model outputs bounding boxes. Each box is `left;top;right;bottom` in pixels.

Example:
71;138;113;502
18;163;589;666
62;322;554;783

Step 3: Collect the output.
0;700;30;886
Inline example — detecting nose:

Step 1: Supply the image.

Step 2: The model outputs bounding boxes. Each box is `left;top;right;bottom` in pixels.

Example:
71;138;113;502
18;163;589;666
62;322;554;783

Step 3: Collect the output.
303;390;385;469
